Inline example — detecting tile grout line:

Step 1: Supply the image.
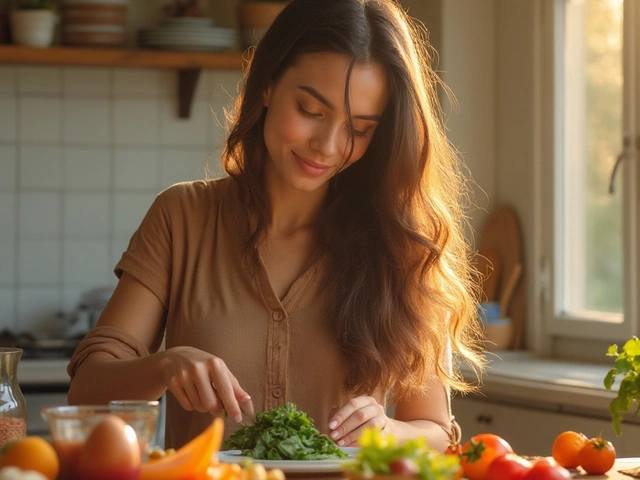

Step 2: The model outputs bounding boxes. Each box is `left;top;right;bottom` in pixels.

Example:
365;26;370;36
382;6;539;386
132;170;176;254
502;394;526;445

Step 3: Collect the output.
12;66;19;333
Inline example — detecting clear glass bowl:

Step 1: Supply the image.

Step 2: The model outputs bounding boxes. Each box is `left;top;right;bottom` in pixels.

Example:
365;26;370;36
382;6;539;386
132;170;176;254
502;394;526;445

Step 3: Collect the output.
41;403;160;480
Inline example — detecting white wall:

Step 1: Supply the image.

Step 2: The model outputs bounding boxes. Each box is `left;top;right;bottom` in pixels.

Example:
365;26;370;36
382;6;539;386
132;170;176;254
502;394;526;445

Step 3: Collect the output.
0;65;242;333
405;0;538;339
404;0;499;239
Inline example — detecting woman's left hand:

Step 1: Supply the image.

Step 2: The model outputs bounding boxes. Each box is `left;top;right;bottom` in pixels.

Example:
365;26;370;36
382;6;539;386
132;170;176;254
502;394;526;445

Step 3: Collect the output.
328;396;389;447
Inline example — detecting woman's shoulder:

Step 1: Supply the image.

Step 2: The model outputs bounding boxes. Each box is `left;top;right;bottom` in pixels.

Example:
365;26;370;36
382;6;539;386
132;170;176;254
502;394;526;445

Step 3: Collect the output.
155;176;238;210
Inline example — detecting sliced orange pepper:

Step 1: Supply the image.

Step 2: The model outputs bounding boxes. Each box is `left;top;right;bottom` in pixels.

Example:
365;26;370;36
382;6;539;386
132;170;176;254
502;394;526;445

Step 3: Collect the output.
140;417;224;480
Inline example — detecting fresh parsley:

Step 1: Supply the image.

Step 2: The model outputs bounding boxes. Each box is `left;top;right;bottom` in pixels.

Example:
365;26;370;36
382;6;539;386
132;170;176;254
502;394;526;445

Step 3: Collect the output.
604;336;640;436
222;402;347;460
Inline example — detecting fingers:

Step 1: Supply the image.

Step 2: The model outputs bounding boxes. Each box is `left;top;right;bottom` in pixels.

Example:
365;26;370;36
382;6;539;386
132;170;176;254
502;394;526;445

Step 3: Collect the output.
164;350;250;421
329;396;387;447
208;361;244;422
167;361;223;414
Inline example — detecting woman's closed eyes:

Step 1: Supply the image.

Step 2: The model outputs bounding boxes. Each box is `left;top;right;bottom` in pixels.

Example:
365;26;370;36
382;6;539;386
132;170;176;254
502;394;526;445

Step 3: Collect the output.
296;101;370;138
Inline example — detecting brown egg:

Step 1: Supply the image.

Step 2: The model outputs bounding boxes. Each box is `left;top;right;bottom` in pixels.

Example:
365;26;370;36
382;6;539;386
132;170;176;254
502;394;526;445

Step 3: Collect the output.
77;415;142;480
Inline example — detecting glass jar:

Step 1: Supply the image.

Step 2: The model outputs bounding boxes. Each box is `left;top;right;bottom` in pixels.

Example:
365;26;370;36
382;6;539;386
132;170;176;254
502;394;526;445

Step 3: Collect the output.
0;347;27;447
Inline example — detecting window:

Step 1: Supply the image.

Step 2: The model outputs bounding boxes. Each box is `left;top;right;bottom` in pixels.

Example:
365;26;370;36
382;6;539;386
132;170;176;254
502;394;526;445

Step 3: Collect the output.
537;0;639;343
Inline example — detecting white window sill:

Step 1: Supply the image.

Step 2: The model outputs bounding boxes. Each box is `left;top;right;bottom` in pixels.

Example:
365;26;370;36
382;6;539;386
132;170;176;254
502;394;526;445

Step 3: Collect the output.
460;351;624;420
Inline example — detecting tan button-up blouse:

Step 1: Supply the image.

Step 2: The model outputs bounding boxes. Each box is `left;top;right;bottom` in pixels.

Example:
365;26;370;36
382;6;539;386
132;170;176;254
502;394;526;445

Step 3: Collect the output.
68;177;385;449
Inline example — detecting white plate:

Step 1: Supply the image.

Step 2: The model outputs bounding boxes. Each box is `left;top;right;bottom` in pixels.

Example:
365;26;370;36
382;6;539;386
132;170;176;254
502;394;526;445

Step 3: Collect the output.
217;447;359;474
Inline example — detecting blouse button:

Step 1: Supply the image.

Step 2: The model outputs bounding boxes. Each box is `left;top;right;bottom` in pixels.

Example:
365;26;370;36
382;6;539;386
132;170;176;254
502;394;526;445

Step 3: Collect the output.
272;386;282;398
272;310;283;321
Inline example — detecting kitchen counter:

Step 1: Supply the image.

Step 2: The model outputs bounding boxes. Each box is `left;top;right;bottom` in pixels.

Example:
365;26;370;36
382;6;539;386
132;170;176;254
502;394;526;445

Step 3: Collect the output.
18;359;70;386
601;458;640;479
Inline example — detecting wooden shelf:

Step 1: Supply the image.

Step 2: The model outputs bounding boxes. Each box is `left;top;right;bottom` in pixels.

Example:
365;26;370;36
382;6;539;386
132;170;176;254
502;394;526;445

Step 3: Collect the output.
0;45;245;118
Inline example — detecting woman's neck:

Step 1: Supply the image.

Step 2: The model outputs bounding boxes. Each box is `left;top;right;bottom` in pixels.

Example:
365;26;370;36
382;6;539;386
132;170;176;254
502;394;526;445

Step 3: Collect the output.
263;164;328;236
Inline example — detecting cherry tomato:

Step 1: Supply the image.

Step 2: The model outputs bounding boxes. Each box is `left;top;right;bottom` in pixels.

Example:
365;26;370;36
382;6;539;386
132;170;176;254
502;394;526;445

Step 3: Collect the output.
522;458;571;480
445;442;462;456
578;437;616;475
551;430;588;468
388;458;418;476
486;453;533;480
444;443;463;480
460;433;514;480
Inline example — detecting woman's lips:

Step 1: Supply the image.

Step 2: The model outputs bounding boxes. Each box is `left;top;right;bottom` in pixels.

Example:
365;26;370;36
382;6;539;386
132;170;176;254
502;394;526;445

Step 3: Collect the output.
294;153;331;177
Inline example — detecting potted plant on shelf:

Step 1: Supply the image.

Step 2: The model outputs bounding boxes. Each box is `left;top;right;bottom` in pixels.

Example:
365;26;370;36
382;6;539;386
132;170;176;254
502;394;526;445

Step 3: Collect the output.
237;0;288;50
604;336;640;436
10;0;57;48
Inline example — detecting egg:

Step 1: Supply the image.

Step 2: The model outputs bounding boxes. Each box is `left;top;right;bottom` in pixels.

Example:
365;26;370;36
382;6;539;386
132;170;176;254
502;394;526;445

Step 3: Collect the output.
77;415;142;480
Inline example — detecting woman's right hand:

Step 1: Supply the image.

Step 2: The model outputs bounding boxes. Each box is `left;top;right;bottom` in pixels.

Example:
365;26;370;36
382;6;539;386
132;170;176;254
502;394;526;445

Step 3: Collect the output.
160;346;252;423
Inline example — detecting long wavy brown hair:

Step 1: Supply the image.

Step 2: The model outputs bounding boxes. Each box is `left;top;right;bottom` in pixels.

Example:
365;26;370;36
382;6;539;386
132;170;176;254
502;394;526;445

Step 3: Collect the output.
222;0;485;401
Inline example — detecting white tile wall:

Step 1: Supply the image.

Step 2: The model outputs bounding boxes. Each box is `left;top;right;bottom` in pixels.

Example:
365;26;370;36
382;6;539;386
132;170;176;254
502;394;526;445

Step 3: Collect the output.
20;146;62;189
18;67;63;95
0;97;17;142
0;288;15;331
114;98;160;145
114;148;158;189
19;97;63;143
0;67;16;95
0;145;17;188
63;99;111;145
18;240;60;284
63;67;111;97
0;65;241;333
19;192;61;238
63;147;111;190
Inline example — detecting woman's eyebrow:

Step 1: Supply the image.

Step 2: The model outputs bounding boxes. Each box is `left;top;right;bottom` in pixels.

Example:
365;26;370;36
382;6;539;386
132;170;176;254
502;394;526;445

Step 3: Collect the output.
297;85;382;122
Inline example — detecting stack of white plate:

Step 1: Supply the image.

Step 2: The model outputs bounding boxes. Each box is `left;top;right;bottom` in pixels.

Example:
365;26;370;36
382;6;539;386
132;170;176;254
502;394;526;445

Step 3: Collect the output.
138;17;235;52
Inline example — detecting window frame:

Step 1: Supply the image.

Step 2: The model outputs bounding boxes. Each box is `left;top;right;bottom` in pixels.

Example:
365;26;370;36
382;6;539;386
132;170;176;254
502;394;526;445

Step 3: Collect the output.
534;0;640;350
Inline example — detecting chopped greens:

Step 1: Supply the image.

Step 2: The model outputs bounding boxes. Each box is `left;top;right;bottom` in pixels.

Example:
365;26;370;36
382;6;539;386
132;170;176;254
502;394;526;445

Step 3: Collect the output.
604;336;640;436
222;402;347;460
342;428;460;480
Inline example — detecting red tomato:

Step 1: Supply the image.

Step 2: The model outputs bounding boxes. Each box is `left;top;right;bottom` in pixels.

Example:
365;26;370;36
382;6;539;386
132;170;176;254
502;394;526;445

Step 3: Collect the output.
486;453;533;480
522;458;571;480
445;442;462;456
460;434;514;480
551;431;588;469
577;437;616;475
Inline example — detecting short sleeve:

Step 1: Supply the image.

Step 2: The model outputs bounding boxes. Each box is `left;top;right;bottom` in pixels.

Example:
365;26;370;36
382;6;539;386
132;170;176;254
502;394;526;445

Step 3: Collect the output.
114;187;176;309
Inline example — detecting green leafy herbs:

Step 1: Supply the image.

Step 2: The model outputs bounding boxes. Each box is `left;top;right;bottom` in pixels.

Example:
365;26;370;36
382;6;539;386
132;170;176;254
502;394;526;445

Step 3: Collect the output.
342;428;460;480
222;402;347;460
604;336;640;436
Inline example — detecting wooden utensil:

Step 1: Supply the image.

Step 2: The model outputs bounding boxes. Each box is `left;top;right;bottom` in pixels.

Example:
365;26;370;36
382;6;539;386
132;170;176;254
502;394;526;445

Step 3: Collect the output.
478;205;525;349
499;262;522;318
476;248;501;301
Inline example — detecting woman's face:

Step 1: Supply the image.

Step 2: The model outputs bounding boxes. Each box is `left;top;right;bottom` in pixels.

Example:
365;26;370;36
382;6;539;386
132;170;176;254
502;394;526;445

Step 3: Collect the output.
262;52;388;194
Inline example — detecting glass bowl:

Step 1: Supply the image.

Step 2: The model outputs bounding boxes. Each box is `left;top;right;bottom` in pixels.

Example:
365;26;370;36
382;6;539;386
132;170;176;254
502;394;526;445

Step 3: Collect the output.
41;403;160;480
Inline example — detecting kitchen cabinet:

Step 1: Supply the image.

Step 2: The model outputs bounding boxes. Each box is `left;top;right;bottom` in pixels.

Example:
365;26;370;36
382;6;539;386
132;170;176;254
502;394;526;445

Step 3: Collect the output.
452;396;640;458
0;45;244;118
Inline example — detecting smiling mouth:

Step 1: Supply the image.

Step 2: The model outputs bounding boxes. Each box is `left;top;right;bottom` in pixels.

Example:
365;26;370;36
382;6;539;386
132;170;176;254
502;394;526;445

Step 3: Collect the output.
294;153;331;177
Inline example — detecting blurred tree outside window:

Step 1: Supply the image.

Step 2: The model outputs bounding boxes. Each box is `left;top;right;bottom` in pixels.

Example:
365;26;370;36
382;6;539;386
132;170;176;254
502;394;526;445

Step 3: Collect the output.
560;0;624;320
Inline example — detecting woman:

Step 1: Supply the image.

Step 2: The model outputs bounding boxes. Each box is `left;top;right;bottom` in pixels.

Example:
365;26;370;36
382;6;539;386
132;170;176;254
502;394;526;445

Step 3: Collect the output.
67;0;485;452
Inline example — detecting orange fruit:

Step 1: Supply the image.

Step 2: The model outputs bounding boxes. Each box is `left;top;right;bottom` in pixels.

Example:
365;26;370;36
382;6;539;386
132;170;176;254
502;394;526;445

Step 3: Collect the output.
140;417;223;480
0;436;59;480
552;430;588;469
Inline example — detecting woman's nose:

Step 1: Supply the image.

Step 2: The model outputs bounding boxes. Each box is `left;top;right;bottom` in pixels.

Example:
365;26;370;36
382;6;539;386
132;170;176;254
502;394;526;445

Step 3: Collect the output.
310;123;345;158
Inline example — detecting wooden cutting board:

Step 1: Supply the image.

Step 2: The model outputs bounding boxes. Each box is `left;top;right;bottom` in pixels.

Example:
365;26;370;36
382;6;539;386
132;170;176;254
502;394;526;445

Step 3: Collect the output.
475;248;501;302
478;206;526;349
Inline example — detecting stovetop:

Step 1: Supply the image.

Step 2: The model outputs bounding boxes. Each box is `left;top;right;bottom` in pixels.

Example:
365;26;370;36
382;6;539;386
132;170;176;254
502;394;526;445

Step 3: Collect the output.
0;330;84;360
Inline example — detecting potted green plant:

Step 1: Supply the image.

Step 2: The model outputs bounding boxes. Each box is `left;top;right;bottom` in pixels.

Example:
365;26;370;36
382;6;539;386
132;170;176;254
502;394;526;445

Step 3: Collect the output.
604;336;640;435
237;0;288;49
10;0;57;47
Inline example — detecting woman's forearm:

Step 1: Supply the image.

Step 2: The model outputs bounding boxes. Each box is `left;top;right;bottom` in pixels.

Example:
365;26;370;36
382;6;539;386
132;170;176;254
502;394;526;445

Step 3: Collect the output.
386;418;451;452
67;351;170;405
